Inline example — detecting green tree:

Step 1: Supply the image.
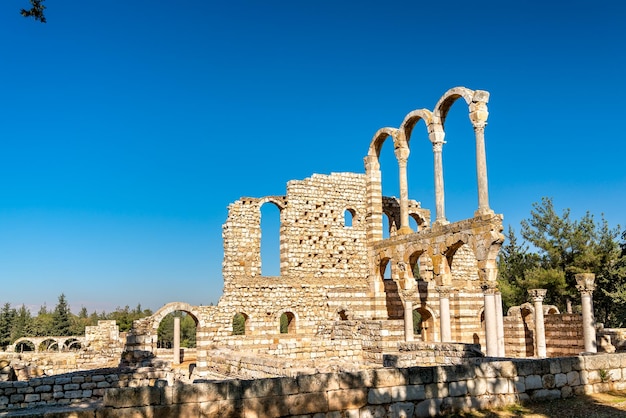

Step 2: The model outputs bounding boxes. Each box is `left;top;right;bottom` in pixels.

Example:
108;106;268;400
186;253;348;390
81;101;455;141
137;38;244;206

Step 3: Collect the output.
499;198;626;326
51;294;73;336
21;0;46;23
32;304;53;336
157;312;197;348
10;305;33;342
0;303;16;348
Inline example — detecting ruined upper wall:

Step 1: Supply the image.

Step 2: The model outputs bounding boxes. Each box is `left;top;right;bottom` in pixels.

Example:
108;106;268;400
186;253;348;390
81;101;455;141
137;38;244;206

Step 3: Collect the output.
222;173;369;287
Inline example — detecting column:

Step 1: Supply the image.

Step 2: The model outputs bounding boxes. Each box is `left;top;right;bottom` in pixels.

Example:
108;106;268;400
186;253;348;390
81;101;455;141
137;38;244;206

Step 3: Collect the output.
576;273;597;353
482;282;498;356
437;286;452;342
173;316;181;365
469;100;493;216
495;292;505;357
429;128;447;225
400;288;416;342
394;144;412;235
528;289;547;358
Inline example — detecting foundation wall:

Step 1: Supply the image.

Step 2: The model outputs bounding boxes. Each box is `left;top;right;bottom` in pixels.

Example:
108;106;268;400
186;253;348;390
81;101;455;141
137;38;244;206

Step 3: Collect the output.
99;353;626;418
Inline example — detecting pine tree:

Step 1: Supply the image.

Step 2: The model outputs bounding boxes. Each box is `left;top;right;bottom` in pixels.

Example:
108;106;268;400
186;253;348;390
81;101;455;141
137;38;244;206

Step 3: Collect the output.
52;294;72;336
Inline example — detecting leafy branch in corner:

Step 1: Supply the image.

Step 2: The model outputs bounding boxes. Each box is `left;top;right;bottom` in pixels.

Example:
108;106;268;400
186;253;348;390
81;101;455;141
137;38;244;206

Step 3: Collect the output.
21;0;46;23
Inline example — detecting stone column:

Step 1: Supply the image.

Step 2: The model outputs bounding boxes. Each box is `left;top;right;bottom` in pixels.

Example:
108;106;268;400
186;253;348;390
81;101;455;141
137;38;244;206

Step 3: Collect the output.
400;288;416;342
437;286;452;342
469;99;492;216
576;273;597;353
482;282;498;356
394;144;412;235
173;316;181;365
495;292;505;357
528;289;547;358
430;129;447;225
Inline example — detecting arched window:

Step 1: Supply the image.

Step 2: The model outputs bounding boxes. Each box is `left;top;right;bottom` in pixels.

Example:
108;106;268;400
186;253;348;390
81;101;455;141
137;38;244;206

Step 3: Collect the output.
344;208;356;227
280;312;296;334
260;201;281;276
232;312;248;335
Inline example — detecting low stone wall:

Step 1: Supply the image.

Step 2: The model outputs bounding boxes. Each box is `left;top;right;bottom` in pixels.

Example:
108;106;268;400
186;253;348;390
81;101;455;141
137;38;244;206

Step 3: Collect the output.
0;367;172;413
383;342;484;367
96;353;626;417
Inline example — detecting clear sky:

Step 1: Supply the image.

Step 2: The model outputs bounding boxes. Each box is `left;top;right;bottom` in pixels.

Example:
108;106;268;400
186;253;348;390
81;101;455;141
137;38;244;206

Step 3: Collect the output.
1;1;625;313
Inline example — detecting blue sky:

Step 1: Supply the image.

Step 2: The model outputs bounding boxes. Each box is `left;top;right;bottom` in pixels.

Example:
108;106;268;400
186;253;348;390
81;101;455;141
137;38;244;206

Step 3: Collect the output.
1;1;624;313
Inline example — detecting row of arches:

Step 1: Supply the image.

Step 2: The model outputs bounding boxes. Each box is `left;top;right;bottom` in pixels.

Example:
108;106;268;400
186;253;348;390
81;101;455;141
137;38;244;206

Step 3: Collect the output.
11;337;83;352
366;86;493;238
231;311;297;336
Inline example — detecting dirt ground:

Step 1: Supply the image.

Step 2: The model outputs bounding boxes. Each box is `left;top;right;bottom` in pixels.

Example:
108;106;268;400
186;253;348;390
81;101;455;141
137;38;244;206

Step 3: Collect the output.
453;391;626;417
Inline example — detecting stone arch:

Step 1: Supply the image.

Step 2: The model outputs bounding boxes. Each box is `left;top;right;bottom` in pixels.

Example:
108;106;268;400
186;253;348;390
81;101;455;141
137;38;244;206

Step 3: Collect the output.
399;108;433;146
278;311;298;334
259;198;283;277
343;208;356;227
407;248;433;282
413;305;436;342
232;312;249;336
433;86;475;127
62;337;83;351
367;127;398;159
408;212;427;231
545;305;560;315
151;302;202;330
39;338;58;352
12;338;37;352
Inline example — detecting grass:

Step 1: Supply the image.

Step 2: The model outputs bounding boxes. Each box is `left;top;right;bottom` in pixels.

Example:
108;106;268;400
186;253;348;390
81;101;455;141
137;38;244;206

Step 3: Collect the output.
448;391;626;417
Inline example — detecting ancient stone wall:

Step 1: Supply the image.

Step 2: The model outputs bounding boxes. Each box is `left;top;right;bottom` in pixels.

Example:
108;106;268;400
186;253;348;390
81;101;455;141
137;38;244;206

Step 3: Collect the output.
0;366;172;412
545;314;585;357
97;353;626;418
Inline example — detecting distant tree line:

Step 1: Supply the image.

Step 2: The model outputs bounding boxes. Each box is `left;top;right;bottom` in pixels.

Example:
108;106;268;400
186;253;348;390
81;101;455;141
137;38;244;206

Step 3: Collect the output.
498;197;626;327
0;294;153;350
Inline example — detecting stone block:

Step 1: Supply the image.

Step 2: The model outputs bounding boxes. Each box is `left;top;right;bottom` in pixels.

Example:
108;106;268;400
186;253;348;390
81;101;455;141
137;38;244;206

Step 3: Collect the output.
359;405;386;418
327;388;367;411
531;389;561;401
448;380;468;397
389;402;415;418
391;384;425;401
554;373;567;388
424;382;448;399
414;398;443;418
367;387;391;404
338;370;373;389
285;392;328;415
542;374;555;389
24;393;40;403
297;373;338;393
406;367;434;385
241;395;289;418
467;378;488;396
525;375;542;390
177;381;231;403
372;368;406;387
567;371;580;386
103;386;161;408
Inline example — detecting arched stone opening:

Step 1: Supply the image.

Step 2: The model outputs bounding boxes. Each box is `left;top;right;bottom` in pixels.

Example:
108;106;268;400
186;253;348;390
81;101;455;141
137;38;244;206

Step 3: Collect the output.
232;312;249;336
343;208;356;227
409;250;433;282
380;257;392;280
279;312;296;334
150;302;201;365
39;338;58;352
63;338;82;351
15;339;35;352
413;307;434;342
260;200;283;277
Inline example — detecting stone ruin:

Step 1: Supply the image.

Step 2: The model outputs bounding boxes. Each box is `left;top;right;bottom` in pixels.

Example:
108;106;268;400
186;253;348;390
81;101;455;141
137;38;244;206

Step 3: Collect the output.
2;87;621;416
126;86;508;376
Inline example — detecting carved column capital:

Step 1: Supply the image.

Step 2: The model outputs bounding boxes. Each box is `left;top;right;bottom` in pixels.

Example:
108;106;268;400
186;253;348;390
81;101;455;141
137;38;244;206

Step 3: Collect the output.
469;100;489;128
399;288;417;301
436;286;452;298
528;288;547;303
394;146;410;163
575;273;596;295
481;281;498;295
